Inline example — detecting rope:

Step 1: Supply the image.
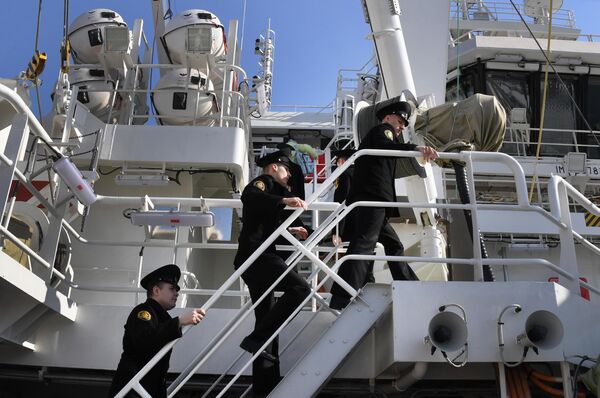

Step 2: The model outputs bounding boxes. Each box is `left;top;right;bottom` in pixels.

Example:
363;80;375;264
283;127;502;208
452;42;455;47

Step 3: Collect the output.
455;0;460;100
528;0;553;203
34;0;43;120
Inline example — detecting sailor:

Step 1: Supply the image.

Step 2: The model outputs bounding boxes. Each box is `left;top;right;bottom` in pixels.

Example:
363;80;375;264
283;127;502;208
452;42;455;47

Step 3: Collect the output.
329;101;438;310
276;142;306;199
108;264;205;398
234;150;311;396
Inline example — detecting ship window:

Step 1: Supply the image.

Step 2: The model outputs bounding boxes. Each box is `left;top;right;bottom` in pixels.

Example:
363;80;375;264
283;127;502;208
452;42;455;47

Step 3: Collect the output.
208;208;232;241
446;74;475;102
584;76;600;159
77;86;90;104
100;11;116;19
485;71;531;156
173;92;187;110
88;28;103;47
89;69;105;77
4;217;33;267
197;12;212;19
536;75;577;156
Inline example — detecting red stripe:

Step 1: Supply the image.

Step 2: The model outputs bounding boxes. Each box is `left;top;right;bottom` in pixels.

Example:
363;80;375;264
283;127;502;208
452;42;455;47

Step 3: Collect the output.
10;180;50;202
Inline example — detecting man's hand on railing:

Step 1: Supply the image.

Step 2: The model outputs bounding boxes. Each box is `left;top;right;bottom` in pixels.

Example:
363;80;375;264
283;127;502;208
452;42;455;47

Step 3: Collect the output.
416;146;439;162
179;308;206;326
332;234;342;247
288;226;308;240
282;197;308;210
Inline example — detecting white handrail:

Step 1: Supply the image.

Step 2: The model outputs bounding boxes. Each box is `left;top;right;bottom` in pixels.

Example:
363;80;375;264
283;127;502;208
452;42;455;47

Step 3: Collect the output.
0;84;54;144
1;130;596;395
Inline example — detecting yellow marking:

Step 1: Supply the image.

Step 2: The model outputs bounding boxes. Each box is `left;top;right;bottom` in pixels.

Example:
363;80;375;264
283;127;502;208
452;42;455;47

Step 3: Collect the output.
25;51;47;80
253;180;266;191
584;211;600;227
137;310;151;321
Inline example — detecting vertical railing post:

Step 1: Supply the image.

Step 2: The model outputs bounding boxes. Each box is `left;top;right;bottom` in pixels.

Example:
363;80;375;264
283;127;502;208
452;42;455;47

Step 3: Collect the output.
465;152;484;281
38;184;71;283
548;176;580;294
0;114;29;218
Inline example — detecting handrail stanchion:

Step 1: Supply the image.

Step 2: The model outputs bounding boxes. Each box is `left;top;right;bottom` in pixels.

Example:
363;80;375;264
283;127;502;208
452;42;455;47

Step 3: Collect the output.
464;152;484;281
547;176;580;294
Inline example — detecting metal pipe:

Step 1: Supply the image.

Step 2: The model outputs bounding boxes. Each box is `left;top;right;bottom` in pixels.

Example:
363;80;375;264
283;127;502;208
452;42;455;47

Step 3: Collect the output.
393;362;428;391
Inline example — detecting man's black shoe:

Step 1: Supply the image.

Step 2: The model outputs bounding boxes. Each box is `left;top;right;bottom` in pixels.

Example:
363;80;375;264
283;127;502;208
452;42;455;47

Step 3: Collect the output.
240;337;279;363
329;294;349;311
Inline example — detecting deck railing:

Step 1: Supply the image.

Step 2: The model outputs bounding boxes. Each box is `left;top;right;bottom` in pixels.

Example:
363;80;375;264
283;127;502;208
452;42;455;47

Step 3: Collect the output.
2;82;600;396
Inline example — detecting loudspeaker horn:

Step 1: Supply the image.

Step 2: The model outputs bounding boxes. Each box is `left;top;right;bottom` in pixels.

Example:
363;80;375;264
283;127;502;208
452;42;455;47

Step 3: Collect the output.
517;310;564;351
426;310;468;352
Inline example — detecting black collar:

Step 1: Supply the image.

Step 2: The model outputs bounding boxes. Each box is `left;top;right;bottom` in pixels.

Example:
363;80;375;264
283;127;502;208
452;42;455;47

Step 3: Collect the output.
146;298;170;319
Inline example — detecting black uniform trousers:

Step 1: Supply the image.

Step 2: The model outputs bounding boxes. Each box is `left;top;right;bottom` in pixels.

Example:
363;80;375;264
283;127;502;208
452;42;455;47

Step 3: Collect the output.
240;252;310;395
330;206;417;309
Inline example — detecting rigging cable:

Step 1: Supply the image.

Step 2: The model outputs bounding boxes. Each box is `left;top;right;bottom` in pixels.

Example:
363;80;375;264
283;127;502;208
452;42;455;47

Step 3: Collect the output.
61;0;70;72
508;0;600;199
239;0;248;53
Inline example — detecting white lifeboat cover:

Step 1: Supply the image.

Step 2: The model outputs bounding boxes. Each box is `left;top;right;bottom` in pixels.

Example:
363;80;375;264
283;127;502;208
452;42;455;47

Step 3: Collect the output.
67;9;127;64
153;68;215;126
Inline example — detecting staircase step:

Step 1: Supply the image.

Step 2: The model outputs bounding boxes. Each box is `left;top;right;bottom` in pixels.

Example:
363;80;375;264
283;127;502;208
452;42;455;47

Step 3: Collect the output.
0;251;77;323
269;284;392;397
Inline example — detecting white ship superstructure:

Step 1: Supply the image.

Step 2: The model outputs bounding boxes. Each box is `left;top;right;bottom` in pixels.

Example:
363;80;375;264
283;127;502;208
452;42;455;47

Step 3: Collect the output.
0;1;600;397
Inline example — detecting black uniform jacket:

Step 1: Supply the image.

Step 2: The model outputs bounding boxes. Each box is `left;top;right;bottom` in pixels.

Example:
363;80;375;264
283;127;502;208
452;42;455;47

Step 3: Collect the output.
109;299;182;398
334;165;354;238
348;123;417;204
288;161;306;200
333;166;353;204
234;174;290;267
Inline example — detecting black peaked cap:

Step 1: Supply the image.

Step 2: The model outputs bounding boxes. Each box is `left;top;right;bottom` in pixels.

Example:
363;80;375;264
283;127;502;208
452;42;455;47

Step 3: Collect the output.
256;150;292;168
141;263;181;292
375;100;411;124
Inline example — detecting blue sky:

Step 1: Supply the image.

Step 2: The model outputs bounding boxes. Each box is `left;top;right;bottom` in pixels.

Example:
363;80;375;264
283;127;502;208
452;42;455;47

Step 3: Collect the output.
1;0;599;119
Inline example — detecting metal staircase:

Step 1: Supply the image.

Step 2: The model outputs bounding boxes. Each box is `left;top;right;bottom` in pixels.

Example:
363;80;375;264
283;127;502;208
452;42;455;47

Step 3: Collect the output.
3;81;600;396
0;85;81;351
0;250;77;351
268;284;392;397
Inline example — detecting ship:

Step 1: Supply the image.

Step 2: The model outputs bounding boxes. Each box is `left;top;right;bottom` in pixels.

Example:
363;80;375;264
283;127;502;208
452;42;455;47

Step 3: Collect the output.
0;0;599;397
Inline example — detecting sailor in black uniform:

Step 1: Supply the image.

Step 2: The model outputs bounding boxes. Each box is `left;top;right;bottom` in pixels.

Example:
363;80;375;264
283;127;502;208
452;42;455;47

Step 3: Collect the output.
109;264;205;398
329;101;438;310
234;151;311;396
